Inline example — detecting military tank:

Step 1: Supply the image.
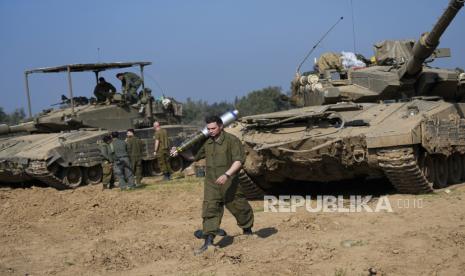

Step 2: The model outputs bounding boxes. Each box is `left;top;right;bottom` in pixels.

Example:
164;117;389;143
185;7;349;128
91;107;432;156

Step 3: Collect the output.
0;62;196;189
233;0;465;198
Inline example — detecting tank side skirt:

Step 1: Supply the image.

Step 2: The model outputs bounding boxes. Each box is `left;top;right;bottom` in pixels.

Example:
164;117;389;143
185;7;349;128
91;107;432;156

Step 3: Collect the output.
422;118;465;155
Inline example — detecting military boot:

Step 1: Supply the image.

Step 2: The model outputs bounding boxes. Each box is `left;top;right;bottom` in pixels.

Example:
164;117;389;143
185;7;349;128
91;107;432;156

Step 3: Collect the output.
241;227;258;239
194;228;227;239
243;227;253;235
194;234;214;255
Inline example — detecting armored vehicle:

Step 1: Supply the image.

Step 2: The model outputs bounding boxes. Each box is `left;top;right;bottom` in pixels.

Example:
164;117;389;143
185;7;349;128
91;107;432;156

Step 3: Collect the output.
233;0;465;198
0;62;196;189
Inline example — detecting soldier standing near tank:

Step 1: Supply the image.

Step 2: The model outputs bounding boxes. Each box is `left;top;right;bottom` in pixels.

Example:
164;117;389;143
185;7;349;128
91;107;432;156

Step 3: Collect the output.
172;115;255;255
126;128;143;186
110;131;135;190
153;121;172;181
99;135;114;189
93;77;116;103
116;72;142;103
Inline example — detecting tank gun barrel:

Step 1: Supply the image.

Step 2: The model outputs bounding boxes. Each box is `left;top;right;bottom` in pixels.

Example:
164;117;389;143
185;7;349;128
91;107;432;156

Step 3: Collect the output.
402;0;463;78
0;122;37;135
171;110;239;156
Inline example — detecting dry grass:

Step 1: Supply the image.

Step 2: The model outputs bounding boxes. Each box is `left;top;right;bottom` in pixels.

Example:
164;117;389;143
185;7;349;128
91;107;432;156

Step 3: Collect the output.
137;176;204;192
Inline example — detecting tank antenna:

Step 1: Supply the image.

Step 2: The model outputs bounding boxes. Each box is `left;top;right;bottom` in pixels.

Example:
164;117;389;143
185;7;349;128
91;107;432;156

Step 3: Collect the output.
146;73;166;96
350;0;357;53
97;47;101;62
296;16;344;74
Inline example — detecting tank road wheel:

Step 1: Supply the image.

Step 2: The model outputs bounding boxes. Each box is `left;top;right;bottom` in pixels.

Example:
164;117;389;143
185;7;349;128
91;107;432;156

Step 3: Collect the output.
434;155;448;189
63;167;83;188
447;153;462;184
152;160;163;176
419;153;435;187
84;165;102;185
147;160;162;176
142;160;160;176
170;156;184;173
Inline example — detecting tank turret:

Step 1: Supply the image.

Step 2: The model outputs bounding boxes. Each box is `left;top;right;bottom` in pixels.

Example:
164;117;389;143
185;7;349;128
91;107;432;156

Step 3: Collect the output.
291;0;464;106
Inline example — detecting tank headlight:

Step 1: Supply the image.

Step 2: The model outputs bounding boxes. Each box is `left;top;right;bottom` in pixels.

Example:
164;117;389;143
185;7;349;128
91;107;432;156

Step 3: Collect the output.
407;106;419;116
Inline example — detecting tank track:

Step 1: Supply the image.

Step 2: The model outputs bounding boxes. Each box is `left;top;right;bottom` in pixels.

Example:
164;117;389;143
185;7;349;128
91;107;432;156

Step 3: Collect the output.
377;147;434;194
33;173;67;190
238;170;265;199
26;161;67;190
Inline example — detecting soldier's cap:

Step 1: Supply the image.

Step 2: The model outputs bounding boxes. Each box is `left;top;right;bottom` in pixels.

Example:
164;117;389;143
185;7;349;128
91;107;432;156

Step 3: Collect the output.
116;73;123;78
103;135;112;142
111;131;119;138
99;77;105;82
127;128;135;134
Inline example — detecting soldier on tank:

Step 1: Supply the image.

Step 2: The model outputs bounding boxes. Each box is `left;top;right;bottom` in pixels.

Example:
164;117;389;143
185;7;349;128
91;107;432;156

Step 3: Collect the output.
99;135;115;189
93;77;116;103
110;131;135;190
173;115;255;255
316;52;343;75
116;72;142;103
126;128;143;186
153;121;172;181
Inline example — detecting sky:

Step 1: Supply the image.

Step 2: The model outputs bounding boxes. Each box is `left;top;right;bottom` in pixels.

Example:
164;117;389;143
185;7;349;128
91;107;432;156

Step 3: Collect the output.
1;0;464;115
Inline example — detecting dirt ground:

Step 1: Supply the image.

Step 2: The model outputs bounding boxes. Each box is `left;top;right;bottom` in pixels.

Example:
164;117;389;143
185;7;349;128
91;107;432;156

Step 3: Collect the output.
1;177;464;276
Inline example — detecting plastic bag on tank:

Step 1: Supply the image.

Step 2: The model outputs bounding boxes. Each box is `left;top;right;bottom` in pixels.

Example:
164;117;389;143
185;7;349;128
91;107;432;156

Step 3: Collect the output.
341;51;366;69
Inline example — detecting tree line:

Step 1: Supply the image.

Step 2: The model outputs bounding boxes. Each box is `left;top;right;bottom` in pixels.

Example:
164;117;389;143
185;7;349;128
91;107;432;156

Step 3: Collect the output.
182;86;290;125
0;107;26;125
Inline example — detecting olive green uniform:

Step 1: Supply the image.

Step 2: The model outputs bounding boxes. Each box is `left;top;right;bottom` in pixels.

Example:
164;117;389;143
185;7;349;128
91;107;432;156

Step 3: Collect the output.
154;128;172;174
317;52;343;74
120;72;142;103
126;136;143;185
194;131;254;236
99;142;114;188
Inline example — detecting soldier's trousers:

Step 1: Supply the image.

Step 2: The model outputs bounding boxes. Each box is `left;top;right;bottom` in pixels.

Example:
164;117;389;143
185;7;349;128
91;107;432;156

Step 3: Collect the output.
157;150;172;174
202;178;254;236
126;84;141;103
113;157;135;189
102;161;113;188
94;90;110;102
131;159;143;185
